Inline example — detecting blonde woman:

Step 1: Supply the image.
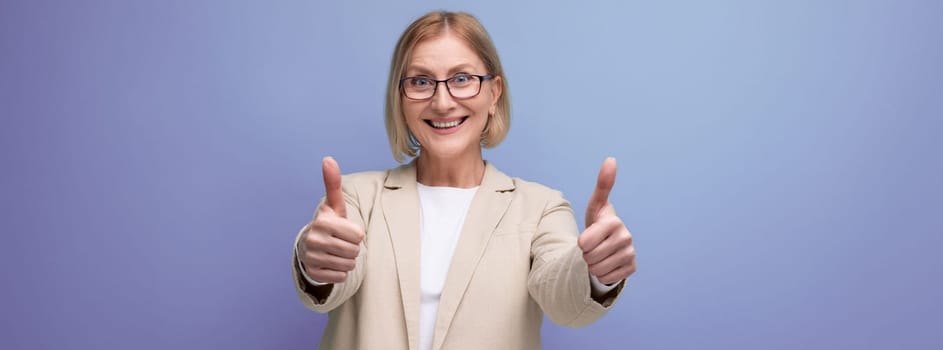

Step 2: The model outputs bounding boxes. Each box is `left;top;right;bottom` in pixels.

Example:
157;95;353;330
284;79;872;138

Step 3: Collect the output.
292;11;636;350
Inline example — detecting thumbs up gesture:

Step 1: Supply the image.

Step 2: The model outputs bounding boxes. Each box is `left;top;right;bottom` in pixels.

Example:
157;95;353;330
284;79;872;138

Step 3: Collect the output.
577;158;637;285
298;157;365;284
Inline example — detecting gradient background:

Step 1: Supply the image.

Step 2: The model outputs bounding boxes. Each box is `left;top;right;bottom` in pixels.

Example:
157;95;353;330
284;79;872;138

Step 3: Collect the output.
2;0;941;349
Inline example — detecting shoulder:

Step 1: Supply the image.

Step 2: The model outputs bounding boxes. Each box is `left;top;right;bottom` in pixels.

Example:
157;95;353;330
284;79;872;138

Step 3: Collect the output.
338;167;398;198
339;170;388;188
503;174;571;212
335;168;393;212
510;176;564;200
340;161;415;190
497;170;576;225
485;161;563;200
485;162;567;204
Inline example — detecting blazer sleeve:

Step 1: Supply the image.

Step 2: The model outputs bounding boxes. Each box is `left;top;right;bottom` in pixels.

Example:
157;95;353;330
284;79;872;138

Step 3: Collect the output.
527;190;626;327
291;178;368;313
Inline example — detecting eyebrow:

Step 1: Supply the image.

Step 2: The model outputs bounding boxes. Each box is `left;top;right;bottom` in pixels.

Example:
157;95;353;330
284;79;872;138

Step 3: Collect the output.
405;63;480;77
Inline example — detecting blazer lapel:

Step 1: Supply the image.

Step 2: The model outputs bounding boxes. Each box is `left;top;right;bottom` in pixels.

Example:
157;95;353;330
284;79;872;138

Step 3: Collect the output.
382;161;422;350
432;161;515;350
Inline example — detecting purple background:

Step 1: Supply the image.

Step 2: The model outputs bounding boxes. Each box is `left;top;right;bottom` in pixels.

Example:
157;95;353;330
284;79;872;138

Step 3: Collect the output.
2;0;941;349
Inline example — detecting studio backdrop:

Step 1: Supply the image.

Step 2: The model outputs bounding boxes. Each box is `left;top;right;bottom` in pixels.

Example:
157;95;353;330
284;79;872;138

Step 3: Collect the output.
2;0;941;349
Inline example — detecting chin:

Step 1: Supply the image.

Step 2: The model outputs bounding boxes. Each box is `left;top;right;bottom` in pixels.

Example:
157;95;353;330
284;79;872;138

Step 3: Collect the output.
421;141;481;160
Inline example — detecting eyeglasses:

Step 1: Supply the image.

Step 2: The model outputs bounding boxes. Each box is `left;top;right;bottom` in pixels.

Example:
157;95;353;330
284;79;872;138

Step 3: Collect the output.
399;74;494;100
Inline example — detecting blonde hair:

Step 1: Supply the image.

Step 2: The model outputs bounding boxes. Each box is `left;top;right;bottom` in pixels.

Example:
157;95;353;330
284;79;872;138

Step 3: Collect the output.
385;11;511;163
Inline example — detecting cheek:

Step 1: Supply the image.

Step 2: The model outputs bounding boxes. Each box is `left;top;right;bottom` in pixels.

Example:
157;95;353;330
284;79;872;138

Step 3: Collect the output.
401;103;423;123
470;100;493;116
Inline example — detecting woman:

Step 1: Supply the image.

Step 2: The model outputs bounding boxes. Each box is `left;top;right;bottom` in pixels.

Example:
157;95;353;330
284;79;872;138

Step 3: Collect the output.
292;11;636;350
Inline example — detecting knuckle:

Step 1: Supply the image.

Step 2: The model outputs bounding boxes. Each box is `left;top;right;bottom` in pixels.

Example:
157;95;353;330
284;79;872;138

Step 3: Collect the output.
311;216;328;228
308;228;331;242
304;253;322;268
577;236;589;251
622;229;633;241
580;232;601;250
619;254;635;266
582;251;598;264
328;255;354;271
301;249;315;262
610;215;624;227
599;214;616;226
594;251;610;264
314;270;341;283
302;258;317;271
344;259;357;271
328;243;354;259
308;270;327;281
618;245;631;256
313;215;338;230
317;251;336;265
337;239;358;256
304;271;320;281
315;271;331;281
304;233;322;248
320;235;340;250
325;256;343;269
620;249;634;263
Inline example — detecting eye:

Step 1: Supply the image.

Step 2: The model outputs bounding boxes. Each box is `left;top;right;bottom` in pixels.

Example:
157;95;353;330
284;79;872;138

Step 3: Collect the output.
409;77;433;88
450;74;473;86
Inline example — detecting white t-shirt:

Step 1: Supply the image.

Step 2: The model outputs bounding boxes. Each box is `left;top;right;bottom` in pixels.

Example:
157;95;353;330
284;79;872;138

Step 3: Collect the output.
415;183;478;350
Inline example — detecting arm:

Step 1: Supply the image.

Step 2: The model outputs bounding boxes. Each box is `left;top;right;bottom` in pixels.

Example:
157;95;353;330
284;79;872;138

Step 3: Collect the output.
291;167;368;313
527;191;625;328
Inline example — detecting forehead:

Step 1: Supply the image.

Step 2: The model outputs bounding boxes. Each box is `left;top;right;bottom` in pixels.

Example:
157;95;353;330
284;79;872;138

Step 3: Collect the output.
406;34;486;75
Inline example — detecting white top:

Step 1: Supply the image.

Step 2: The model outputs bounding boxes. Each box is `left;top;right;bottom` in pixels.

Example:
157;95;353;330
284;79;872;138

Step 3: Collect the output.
415;183;478;350
296;183;618;350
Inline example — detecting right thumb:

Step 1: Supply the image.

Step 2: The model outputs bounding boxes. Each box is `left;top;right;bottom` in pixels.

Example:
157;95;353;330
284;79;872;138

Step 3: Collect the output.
322;156;346;218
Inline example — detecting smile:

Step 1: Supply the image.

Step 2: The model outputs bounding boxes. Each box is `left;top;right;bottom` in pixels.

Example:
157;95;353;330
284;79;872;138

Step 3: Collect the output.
425;117;468;129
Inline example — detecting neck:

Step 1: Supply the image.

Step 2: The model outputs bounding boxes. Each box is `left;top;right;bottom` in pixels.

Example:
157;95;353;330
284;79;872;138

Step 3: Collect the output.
415;148;485;188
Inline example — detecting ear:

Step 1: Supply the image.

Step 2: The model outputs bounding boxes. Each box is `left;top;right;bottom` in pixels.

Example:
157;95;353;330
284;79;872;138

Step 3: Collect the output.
489;75;503;115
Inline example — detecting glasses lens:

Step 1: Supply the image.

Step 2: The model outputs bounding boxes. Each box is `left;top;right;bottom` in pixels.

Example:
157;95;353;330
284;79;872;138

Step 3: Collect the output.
404;77;434;99
447;75;481;99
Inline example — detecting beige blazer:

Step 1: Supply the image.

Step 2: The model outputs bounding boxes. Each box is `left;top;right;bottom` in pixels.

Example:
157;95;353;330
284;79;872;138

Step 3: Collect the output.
292;161;625;350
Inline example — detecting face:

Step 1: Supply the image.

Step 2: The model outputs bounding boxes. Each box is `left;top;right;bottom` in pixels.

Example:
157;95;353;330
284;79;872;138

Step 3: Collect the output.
402;33;502;161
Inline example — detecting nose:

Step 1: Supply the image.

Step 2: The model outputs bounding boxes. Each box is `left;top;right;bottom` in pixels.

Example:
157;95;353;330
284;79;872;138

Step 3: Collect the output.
429;81;457;112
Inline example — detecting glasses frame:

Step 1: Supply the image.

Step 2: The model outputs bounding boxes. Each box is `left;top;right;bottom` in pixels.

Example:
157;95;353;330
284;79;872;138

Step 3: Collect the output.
399;74;495;101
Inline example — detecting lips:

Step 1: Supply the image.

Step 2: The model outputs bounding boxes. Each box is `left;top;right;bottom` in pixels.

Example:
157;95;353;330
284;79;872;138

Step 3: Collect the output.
424;116;468;129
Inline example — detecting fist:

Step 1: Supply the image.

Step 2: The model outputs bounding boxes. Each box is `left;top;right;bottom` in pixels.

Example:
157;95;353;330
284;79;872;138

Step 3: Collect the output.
578;157;637;285
298;156;365;284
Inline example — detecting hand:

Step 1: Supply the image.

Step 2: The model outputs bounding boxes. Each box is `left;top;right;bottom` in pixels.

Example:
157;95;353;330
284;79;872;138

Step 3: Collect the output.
578;157;637;285
298;156;365;284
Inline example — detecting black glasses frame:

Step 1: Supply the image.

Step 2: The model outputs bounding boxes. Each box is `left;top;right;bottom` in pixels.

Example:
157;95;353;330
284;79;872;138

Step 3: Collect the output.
399;74;495;100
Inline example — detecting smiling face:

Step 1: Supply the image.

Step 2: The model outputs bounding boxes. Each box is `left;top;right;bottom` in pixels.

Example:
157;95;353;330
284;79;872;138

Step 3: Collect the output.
401;33;502;162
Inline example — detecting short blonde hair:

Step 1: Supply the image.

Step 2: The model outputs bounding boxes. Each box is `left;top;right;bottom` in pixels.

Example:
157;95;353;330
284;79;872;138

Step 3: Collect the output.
385;11;511;163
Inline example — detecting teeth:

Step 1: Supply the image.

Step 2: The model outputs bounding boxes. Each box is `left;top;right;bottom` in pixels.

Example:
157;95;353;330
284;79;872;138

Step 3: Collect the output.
431;119;462;129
